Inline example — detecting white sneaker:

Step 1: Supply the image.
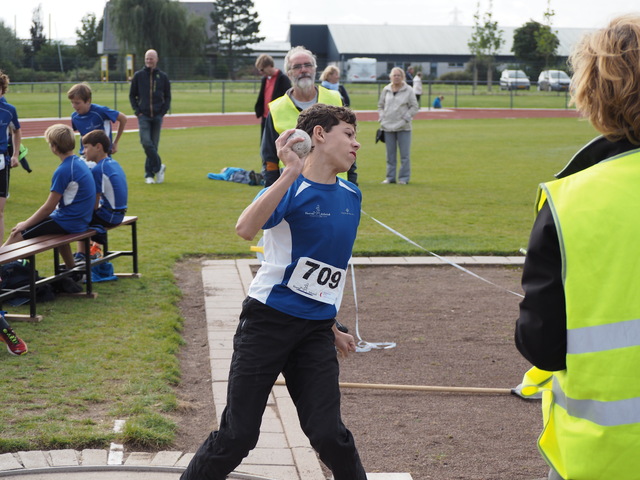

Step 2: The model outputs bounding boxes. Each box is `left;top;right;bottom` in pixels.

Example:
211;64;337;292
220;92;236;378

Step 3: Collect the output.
145;177;155;184
156;164;166;184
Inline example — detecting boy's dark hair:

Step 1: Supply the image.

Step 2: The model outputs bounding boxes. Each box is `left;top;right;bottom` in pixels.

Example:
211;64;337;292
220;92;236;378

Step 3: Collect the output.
82;130;111;153
67;83;92;102
44;124;75;153
296;104;357;137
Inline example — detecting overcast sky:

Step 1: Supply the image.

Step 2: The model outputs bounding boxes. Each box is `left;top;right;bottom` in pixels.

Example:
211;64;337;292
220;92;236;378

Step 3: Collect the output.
1;0;638;43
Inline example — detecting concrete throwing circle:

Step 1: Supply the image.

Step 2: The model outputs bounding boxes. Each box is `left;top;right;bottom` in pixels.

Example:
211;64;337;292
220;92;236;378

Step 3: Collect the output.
0;466;273;480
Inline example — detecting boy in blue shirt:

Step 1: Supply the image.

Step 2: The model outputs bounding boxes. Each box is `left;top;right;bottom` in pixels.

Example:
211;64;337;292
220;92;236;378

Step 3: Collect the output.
68;83;127;158
0;71;21;242
3;124;96;272
74;129;128;261
181;104;367;480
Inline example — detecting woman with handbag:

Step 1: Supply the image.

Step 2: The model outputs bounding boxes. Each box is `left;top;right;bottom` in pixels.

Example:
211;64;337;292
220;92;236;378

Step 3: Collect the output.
377;67;419;184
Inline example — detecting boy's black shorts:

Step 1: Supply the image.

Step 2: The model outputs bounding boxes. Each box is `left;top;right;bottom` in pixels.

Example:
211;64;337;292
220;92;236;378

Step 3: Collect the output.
22;218;68;239
0;155;11;198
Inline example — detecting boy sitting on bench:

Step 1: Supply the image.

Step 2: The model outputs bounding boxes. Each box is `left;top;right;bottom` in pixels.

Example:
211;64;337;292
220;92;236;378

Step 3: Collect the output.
74;130;128;262
3;124;96;273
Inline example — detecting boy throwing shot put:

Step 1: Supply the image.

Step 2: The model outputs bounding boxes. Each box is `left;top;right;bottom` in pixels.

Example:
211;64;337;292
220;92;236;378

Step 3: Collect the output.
181;104;367;480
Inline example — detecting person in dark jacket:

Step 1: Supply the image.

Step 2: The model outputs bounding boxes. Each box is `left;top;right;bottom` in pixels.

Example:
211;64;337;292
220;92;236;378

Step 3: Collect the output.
254;54;291;142
129;49;171;184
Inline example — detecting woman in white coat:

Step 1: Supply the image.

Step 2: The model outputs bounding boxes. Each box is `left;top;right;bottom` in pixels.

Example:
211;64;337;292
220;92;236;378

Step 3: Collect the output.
413;72;423;107
378;67;419;184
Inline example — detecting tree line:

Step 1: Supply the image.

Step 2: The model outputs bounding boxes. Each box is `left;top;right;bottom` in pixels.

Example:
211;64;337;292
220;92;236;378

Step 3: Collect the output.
1;0;562;84
0;0;264;82
462;0;561;86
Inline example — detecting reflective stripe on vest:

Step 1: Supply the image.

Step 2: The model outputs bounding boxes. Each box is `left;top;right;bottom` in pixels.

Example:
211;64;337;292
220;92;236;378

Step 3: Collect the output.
552;379;640;426
537;148;640;479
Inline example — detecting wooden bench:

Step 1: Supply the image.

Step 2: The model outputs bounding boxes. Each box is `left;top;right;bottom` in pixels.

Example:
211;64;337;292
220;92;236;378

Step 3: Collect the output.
0;215;139;321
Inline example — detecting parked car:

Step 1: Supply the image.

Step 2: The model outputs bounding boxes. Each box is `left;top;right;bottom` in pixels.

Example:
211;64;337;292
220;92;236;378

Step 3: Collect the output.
538;70;571;91
500;70;531;90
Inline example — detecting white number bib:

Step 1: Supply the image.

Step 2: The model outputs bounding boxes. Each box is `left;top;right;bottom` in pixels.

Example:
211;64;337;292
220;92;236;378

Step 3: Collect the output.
287;256;347;305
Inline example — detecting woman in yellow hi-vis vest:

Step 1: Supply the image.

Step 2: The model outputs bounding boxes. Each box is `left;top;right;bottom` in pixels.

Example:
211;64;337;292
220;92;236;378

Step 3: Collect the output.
516;15;640;480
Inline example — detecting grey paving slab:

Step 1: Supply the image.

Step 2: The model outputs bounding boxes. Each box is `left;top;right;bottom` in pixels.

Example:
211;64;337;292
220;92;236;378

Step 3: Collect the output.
16;452;47;470
244;447;293;466
234;464;299;479
402;256;447;264
174;454;194;468
257;417;284;435
0;454;22;471
123;453;153;466
202;259;237;266
367;257;407;264
505;256;526;264
290;447;326;480
80;450;107;466
149;451;184;466
48;451;77;467
255;432;287;449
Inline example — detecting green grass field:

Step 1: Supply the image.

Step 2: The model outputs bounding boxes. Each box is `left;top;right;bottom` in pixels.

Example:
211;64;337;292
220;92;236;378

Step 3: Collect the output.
0;116;598;451
8;81;572;118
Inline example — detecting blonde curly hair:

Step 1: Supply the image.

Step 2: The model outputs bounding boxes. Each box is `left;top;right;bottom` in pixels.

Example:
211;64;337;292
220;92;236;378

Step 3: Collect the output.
570;15;640;143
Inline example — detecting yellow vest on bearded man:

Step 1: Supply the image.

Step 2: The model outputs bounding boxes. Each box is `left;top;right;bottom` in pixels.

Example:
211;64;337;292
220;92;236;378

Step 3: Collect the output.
269;86;343;135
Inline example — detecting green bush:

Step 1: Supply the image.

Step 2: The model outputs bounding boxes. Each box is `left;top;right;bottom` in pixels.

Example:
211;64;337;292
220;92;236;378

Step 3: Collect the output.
439;70;473;82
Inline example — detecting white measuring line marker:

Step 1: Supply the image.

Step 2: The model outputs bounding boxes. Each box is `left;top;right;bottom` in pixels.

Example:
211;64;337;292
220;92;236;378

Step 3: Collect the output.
108;419;126;465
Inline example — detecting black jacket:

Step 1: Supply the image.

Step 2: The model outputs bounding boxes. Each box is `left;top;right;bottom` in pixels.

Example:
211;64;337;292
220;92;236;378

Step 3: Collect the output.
129;67;171;117
254;70;291;119
515;136;639;371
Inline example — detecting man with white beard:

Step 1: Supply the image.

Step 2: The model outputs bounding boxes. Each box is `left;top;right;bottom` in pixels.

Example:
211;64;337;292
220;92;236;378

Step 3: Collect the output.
260;46;351;187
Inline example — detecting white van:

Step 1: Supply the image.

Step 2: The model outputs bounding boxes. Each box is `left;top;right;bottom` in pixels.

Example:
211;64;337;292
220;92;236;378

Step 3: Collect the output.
345;58;377;82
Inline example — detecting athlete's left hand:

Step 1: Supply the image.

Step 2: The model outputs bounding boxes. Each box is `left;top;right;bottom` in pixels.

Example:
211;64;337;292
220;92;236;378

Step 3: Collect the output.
333;326;357;357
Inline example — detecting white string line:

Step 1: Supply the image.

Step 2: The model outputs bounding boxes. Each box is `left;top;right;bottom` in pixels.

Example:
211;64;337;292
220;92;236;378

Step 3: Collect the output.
361;210;524;299
350;262;396;352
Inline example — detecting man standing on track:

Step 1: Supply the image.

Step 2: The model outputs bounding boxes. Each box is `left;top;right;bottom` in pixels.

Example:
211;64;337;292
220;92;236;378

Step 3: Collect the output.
129;49;171;185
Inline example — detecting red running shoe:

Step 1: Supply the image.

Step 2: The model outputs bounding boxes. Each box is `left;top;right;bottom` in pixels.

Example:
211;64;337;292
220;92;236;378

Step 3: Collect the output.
0;313;28;356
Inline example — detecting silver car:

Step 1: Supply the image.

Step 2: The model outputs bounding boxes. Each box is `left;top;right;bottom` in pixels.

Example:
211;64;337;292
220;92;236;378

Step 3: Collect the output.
500;70;531;90
538;70;571;91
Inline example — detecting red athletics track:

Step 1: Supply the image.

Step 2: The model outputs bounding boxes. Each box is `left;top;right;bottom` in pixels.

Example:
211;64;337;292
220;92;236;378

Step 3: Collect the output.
18;108;580;139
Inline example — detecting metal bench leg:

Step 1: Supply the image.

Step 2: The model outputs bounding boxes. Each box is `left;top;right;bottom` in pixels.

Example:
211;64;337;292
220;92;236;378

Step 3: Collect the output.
131;221;138;274
28;255;37;318
83;236;93;296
